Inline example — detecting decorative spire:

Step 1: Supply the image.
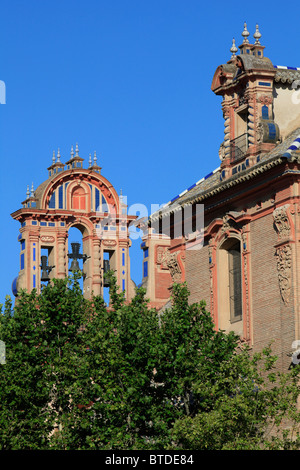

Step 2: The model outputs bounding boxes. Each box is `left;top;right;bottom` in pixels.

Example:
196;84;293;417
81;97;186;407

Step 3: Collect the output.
230;38;238;58
254;24;261;44
31;182;35;198
26;184;30;199
242;22;250;44
93;151;97;166
70;145;74;159
88;153;92;168
57;148;61;163
120;188;123;203
52;150;56;164
75;143;79;157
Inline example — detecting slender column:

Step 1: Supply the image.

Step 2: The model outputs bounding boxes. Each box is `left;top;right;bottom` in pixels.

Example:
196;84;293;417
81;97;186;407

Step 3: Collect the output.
223;108;231;159
241;225;252;342
92;235;101;296
248;103;255;146
29;231;39;292
208;237;218;328
57;232;68;278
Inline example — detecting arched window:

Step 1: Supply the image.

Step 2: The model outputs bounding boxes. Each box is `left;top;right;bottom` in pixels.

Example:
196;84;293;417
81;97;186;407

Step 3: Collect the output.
72;187;86;210
228;240;242;323
218;238;243;334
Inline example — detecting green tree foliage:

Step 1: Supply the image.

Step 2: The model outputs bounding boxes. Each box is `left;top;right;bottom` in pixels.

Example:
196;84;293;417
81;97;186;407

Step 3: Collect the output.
0;274;300;450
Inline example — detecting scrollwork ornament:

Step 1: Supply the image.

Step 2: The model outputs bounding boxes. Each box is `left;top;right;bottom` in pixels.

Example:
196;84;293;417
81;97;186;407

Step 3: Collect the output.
275;245;292;305
273;205;291;240
219;142;226;161
160;250;182;283
258;94;273;106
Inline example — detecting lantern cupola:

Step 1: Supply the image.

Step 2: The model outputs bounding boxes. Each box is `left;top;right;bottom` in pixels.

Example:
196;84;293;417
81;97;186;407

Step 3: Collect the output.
212;23;280;181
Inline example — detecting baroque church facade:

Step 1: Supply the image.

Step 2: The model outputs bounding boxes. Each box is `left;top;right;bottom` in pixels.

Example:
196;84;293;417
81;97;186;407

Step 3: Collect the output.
11;24;300;370
140;25;300;370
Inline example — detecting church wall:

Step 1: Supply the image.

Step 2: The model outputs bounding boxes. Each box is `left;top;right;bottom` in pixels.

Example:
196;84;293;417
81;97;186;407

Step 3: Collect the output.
250;212;295;369
273;84;300;140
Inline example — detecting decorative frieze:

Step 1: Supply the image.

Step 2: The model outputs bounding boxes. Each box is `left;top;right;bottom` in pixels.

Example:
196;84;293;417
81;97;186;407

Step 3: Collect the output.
102;239;117;247
41;235;55;243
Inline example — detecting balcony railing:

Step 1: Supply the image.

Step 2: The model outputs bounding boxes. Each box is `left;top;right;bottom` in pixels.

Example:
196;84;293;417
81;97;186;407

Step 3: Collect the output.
230;133;248;163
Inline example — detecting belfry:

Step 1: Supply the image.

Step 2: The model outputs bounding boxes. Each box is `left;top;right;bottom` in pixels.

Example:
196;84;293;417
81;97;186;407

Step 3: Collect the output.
11;144;137;300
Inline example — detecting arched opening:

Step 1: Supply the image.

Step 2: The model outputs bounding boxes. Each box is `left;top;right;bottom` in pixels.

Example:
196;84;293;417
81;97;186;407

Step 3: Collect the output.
67;225;91;295
40;246;54;288
218;237;243;335
103;251;110;306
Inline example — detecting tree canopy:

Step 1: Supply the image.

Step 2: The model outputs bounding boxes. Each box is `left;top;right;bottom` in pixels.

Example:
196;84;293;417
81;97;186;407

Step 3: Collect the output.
1;273;300;450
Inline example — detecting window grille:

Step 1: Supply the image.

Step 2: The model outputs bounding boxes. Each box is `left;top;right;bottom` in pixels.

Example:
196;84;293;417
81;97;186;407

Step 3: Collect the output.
230;133;248;163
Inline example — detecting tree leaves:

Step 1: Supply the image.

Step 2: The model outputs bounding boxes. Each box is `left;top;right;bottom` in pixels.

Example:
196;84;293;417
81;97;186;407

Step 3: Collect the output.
1;276;300;449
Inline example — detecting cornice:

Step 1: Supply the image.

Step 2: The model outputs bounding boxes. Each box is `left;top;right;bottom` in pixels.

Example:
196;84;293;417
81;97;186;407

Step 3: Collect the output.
150;154;299;222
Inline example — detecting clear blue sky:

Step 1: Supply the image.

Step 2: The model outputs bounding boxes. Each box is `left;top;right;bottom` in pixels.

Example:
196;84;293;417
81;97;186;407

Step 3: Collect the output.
0;0;298;306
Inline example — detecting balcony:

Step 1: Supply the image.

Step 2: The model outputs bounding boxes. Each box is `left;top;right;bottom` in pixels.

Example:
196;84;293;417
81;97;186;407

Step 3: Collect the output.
230;133;248;163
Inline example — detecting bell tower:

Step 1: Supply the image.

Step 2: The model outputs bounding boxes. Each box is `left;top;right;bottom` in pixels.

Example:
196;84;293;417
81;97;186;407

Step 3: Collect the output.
11;145;137;301
211;23;281;181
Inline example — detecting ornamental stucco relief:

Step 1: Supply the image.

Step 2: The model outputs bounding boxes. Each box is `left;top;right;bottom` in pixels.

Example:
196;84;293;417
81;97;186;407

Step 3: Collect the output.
275;245;292;305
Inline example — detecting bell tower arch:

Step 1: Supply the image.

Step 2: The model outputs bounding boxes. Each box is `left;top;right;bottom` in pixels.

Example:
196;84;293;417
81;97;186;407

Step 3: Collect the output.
11;145;137;301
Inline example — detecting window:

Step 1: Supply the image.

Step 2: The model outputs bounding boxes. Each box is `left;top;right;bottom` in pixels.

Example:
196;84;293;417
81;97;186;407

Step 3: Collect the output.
72;187;86;210
218;238;243;334
262;105;269;120
143;261;148;278
228;240;242;322
49;193;56;209
95;188;100;211
58;185;63;209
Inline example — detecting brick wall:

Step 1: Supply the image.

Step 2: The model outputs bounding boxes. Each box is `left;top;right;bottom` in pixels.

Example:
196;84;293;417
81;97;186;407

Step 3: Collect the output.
186;243;210;308
250;212;294;370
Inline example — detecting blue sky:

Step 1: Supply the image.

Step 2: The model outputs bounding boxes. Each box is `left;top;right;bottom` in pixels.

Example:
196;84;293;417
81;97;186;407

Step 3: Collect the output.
0;0;298;306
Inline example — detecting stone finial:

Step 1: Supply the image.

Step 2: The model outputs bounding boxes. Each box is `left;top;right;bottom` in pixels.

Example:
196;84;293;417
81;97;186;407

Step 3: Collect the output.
31;182;34;197
230;38;238;58
75;143;79;157
242;22;250;44
88;153;92;168
93;151;97;166
26;185;30;199
70;145;74;159
254;24;261;44
52;150;56;164
57;148;61;163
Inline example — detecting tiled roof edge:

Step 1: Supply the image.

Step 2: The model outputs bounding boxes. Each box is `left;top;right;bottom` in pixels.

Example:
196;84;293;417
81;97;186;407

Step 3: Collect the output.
274;65;300;70
160;166;220;208
282;135;300;157
149;152;299;222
